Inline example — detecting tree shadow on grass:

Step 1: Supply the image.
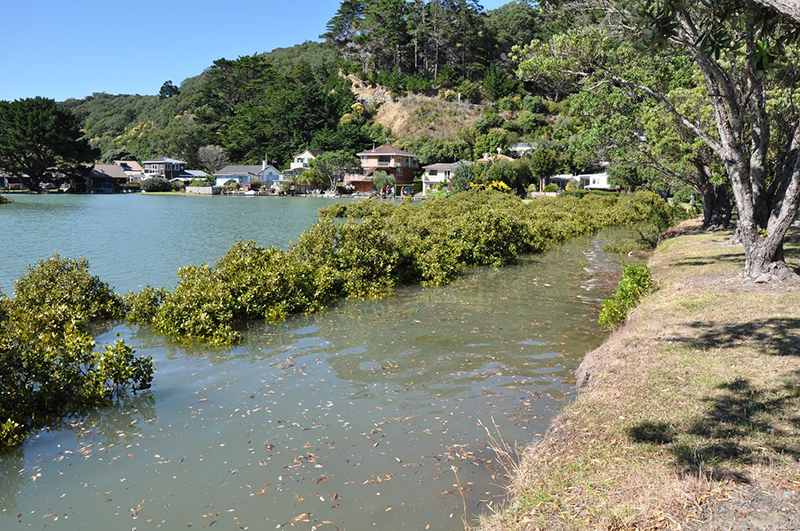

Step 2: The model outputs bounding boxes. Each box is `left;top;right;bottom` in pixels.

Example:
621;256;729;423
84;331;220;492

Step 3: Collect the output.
672;318;800;357
628;372;800;483
671;252;744;268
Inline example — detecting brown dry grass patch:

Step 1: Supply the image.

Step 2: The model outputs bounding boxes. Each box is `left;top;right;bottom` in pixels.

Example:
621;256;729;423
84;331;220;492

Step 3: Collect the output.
478;219;800;530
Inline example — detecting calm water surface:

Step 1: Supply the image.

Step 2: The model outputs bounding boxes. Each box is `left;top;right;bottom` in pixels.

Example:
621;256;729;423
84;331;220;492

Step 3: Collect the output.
0;194;629;529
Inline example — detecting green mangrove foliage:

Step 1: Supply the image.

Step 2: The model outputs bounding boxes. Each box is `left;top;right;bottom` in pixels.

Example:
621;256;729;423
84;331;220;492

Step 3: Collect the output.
131;190;681;345
0;193;11;204
598;262;654;328
0;255;154;450
317;198;396;218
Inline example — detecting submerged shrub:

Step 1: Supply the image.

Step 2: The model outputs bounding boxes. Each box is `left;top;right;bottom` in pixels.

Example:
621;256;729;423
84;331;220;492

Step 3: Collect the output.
139;189;674;345
124;286;168;324
318;199;394;219
599;262;653;328
1;255;153;450
10;255;125;331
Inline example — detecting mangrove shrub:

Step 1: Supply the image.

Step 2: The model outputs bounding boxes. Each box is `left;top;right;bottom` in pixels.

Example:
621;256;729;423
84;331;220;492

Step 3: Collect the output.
1;255;154;450
131;190;680;345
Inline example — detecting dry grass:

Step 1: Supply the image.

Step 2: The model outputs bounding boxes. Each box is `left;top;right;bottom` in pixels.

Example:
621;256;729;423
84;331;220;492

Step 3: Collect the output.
375;95;483;139
479;219;800;530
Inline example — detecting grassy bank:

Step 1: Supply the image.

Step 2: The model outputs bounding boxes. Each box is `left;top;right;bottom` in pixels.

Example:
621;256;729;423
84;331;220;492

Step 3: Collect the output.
481;219;800;530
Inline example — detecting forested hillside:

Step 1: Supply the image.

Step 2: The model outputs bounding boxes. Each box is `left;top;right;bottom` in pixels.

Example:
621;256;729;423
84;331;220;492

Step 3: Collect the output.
59;1;566;173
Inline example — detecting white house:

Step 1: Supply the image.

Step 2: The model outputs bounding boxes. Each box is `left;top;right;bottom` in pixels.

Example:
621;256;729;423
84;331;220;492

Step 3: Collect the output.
421;161;471;196
582;172;613;190
549;172;615;191
215;161;283;188
289;149;323;175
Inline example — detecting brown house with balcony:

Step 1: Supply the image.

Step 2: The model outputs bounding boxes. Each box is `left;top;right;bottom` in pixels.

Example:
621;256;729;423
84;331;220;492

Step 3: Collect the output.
344;146;418;193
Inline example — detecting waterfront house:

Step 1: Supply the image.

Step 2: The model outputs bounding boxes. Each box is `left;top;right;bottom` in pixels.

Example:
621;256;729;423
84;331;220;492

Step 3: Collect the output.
143;158;187;179
421;161;471;196
288;149;323;176
344;145;418;193
86;164;129;193
215;161;283;188
112;160;145;182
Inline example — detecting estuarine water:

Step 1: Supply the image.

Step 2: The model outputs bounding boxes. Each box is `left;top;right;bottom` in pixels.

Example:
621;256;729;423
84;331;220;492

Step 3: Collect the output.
0;194;630;529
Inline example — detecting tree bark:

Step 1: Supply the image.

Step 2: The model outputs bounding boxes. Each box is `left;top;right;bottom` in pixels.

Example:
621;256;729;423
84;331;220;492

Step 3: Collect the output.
699;181;733;229
753;0;800;23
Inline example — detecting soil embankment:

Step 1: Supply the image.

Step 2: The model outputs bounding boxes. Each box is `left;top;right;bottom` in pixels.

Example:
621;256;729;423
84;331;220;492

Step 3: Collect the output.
481;219;800;530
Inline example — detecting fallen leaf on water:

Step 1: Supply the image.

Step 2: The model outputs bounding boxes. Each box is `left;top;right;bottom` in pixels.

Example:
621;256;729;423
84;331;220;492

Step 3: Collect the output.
289;513;309;524
316;477;326;485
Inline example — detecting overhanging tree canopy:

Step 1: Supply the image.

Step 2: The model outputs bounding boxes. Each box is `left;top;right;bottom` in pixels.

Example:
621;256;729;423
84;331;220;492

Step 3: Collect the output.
0;97;98;192
516;0;800;281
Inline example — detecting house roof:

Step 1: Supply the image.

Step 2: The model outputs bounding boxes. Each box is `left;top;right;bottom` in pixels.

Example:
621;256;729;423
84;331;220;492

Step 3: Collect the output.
356;145;416;157
90;164;128;180
476;153;514;163
293;149;324;158
215;165;262;176
143;157;186;164
184;170;209;177
422;161;472;170
112;160;143;172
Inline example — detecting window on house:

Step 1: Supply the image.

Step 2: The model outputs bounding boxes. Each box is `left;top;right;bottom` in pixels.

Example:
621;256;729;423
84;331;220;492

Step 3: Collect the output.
428;170;438;176
378;156;391;165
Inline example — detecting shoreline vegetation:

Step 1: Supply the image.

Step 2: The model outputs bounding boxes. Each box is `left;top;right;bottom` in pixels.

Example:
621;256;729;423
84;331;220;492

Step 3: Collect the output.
129;190;680;345
1;190;678;449
480;219;800;530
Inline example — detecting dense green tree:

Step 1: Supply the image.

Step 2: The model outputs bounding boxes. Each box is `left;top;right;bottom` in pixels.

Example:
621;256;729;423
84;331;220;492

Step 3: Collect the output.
0;97;99;192
485;1;542;61
311;150;362;190
607;162;645;192
474;159;519;192
517;1;800;279
450;162;475;191
372;170;396;193
474;129;510;158
159;80;181;99
529;148;559;190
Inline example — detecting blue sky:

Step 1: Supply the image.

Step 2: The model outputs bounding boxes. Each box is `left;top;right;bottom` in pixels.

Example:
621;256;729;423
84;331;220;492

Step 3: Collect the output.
0;0;510;102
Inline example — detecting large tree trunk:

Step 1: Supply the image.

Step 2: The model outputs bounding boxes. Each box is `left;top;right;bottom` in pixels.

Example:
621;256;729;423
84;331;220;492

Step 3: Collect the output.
740;231;794;281
699;182;733;229
674;7;800;283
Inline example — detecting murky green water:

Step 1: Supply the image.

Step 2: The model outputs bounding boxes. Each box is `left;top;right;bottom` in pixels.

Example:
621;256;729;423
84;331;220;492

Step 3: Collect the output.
0;194;630;529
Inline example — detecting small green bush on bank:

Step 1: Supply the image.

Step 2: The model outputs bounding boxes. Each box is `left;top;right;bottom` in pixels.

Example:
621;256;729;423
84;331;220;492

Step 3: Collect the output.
141;177;172;192
599;262;653;328
1;256;154;450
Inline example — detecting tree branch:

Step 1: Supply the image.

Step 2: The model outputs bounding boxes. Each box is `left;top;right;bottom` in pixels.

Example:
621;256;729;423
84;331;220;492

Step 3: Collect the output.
608;74;724;155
